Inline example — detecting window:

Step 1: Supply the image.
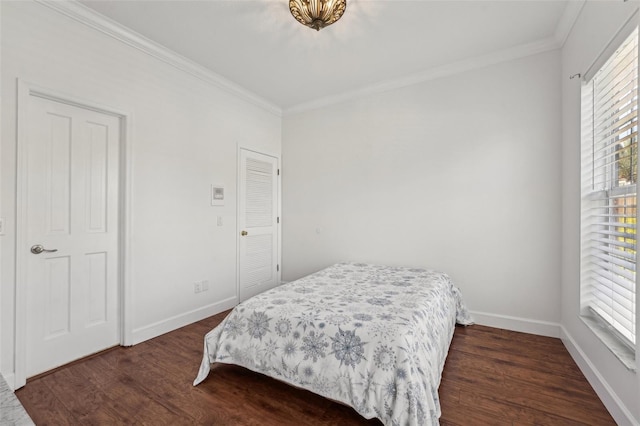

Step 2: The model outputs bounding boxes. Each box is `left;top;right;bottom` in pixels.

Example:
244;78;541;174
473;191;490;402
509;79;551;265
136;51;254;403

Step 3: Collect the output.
581;27;638;355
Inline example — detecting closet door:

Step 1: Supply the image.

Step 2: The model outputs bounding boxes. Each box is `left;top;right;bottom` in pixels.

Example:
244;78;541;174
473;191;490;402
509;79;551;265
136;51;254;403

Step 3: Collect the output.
238;149;279;301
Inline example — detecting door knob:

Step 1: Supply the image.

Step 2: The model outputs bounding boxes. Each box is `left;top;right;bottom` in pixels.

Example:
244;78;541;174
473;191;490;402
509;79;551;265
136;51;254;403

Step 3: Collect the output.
30;244;58;254
241;230;248;236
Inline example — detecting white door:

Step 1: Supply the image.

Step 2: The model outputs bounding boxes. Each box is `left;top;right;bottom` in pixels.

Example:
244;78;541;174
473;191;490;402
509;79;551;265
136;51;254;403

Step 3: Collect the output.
24;95;120;378
238;149;279;301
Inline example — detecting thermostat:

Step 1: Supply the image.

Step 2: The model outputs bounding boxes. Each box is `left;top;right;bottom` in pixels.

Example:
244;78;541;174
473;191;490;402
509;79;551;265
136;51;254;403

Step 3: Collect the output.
211;185;224;206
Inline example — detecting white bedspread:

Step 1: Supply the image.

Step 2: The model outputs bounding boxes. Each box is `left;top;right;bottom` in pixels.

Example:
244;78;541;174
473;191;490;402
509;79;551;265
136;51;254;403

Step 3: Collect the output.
194;262;473;425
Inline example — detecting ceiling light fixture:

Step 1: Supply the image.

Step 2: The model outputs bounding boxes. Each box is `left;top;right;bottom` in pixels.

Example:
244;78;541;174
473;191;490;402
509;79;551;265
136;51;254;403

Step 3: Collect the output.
289;0;347;31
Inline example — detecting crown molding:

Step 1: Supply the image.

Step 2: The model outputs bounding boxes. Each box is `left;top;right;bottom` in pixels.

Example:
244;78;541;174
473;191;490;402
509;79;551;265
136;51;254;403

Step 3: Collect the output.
554;0;586;47
34;0;585;119
285;1;586;116
35;0;282;117
284;36;562;116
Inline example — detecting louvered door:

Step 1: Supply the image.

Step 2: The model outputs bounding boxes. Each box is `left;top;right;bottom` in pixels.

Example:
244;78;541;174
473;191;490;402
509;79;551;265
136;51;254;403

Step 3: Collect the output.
238;149;279;301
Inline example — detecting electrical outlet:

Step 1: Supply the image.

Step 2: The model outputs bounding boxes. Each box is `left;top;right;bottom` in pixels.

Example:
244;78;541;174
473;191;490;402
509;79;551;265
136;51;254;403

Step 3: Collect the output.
202;280;209;292
194;282;202;293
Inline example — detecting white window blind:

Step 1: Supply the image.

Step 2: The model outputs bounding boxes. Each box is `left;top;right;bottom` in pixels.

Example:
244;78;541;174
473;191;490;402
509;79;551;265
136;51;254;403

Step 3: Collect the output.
581;27;638;349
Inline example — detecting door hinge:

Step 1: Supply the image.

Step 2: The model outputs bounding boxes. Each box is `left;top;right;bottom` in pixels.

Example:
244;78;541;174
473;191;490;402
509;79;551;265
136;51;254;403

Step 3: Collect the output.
277;217;280;224
277;264;280;272
277;169;280;176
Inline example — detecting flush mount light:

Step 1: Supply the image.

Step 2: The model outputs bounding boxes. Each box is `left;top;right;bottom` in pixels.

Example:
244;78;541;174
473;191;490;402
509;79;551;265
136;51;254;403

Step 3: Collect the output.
289;0;347;31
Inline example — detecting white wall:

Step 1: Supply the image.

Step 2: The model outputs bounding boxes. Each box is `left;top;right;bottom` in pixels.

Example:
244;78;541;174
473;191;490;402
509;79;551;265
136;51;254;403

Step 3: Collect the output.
0;1;281;383
561;2;639;425
282;50;563;332
0;0;3;379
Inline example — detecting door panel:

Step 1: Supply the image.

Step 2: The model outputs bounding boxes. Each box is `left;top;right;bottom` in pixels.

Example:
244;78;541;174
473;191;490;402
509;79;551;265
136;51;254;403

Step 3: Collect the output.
86;251;108;326
86;122;109;233
24;95;120;377
45;114;72;235
44;256;71;338
239;150;279;301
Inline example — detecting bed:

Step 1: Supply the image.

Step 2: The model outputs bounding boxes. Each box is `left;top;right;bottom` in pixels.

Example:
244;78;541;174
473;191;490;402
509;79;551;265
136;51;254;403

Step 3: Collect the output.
193;262;473;425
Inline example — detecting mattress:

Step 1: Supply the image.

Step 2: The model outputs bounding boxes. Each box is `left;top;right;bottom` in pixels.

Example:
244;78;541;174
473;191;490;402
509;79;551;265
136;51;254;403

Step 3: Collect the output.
194;262;473;425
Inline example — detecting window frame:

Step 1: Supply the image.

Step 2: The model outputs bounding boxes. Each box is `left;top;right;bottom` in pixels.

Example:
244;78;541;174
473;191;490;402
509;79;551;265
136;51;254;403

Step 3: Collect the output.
579;23;638;369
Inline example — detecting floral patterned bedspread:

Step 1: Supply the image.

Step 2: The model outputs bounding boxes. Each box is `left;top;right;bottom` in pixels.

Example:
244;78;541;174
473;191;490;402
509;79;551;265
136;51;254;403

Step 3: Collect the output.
194;262;473;425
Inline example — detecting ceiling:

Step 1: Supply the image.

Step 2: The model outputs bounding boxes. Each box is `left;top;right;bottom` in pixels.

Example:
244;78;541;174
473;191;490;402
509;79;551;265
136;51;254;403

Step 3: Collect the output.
78;0;574;112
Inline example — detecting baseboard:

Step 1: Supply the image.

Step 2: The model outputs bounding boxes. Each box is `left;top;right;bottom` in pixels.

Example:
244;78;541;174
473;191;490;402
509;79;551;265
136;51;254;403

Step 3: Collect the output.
1;372;16;391
560;326;638;426
469;310;561;337
131;296;237;345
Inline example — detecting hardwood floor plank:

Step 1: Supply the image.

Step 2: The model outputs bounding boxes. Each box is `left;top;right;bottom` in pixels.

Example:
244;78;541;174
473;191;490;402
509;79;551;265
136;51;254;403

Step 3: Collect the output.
14;380;76;425
15;313;615;425
500;382;615;425
458;388;601;426
75;404;133;426
439;397;512;426
38;368;111;419
103;377;193;424
448;336;585;380
443;348;603;407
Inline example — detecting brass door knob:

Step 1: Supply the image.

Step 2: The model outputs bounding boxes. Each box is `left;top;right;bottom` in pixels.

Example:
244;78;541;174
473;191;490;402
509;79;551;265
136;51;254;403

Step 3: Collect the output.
241;230;248;236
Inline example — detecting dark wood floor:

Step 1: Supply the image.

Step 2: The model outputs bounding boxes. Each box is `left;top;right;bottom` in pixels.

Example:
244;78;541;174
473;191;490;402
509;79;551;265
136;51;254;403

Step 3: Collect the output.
16;311;615;425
